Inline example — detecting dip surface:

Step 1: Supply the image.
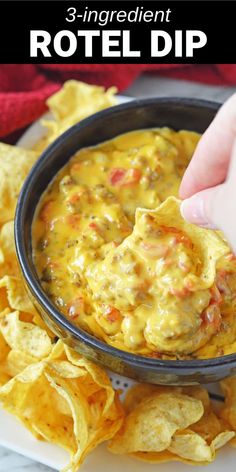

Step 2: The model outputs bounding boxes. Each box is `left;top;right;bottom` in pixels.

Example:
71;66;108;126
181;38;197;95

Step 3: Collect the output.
32;128;236;359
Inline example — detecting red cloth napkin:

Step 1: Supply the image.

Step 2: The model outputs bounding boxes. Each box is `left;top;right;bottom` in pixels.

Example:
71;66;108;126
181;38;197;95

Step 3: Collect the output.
1;64;236;139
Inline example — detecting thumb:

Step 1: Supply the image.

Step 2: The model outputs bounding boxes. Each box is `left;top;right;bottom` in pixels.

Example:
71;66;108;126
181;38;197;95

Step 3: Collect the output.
180;139;236;254
180;183;228;229
181;183;236;253
180;140;236;230
180;184;227;230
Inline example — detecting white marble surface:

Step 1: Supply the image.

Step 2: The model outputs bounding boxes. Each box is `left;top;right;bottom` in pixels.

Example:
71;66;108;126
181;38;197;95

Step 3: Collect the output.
0;446;54;471
1;73;236;472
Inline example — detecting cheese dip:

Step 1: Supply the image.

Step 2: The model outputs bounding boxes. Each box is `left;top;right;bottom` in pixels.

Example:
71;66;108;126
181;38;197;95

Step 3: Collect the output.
32;128;236;359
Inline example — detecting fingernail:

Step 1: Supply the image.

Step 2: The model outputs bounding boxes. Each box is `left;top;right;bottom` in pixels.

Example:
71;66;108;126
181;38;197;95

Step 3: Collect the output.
180;195;211;227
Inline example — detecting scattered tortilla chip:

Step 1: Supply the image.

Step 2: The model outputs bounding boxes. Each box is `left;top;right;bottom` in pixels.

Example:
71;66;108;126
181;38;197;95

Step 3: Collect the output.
192;409;222;441
126;384;227;446
5;349;38;377
131;427;235;465
0;331;11;386
108;391;203;454
65;346;116;413
110;383;235;464
0;330;10;363
212;430;235;450
0;276;36;314
169;429;234;463
0;310;52;358
0;361;73;446
0;221;18;278
169;430;214;462
47;80;117;123
0;249;3;265
132;450;178;463
123;383;181;414
183;385;211;412
220;376;236;443
32;311;55;338
0;143;37;224
0;288;9;313
36;81;117;152
0;223;28;314
181;386;232;446
0;371;11;388
0;341;124;472
48;360;85;379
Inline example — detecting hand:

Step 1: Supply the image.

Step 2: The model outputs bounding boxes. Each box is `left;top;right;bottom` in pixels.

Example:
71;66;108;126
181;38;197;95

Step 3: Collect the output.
179;93;236;253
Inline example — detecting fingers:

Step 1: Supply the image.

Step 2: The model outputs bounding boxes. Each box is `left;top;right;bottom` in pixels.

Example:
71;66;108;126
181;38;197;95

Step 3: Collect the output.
179;93;236;199
181;182;236;254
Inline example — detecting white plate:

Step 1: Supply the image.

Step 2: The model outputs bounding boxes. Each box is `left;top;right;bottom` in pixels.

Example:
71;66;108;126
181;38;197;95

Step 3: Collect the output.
1;95;235;471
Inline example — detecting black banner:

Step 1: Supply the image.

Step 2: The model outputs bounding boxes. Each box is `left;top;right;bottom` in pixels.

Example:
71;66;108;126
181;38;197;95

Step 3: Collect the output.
0;1;235;63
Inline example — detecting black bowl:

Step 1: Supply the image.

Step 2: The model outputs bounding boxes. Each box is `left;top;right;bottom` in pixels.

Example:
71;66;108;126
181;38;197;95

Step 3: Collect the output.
15;97;236;385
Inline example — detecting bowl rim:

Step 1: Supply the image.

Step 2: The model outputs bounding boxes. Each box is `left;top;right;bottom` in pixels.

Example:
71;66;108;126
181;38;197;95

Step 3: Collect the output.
15;96;236;372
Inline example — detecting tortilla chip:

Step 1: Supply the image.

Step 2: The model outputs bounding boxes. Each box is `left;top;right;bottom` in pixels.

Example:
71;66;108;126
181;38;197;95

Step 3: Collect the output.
168;429;234;463
135;197;229;290
132;450;178;463
0;143;37;224
5;349;38;377
108;391;203;454
123;383;181;414
0;276;36;314
0;289;9;313
183;385;211;412
110;383;234;465
0;341;124;472
220;377;236;430
169;430;213;462
0;331;11;386
212;430;235;449
132;428;235;465
0;310;52;358
0;221;18;278
65;346;117;413
37;81;117;151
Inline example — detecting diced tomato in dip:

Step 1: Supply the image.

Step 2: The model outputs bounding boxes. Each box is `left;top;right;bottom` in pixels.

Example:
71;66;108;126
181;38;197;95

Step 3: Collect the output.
109;167;141;187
